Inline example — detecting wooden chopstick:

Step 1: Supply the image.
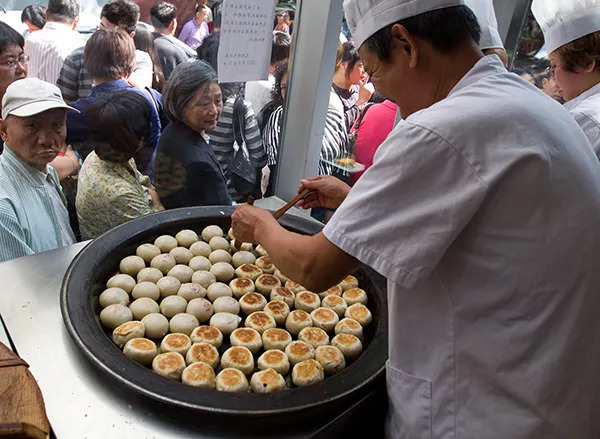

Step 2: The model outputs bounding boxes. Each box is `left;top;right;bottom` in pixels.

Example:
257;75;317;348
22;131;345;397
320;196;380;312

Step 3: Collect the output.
273;188;312;220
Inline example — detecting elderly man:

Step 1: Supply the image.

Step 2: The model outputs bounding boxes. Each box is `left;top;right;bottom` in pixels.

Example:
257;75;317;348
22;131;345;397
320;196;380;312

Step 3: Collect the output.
0;78;78;262
232;1;600;438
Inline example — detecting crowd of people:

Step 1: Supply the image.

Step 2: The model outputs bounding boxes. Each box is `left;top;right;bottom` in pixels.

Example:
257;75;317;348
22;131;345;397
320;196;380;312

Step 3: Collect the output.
0;0;598;266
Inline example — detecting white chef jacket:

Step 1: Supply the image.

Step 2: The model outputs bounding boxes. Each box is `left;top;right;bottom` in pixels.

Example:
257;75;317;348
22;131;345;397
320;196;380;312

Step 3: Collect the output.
323;56;600;439
564;81;600;161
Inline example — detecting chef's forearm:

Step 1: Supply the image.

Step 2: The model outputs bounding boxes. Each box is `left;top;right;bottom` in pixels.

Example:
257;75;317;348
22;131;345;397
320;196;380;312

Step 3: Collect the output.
257;224;360;292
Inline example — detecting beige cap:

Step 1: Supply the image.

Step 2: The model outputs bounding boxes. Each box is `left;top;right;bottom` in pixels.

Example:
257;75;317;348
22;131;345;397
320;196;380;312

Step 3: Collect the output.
343;0;465;48
2;78;79;120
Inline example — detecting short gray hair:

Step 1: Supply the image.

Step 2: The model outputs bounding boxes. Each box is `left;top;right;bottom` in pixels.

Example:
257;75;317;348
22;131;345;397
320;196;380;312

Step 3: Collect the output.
163;60;218;124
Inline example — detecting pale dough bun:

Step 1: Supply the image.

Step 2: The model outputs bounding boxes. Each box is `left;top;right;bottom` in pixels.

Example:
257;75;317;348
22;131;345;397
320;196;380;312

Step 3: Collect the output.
251;368;286;393
100;303;133;329
160;295;187;318
216;368;249;392
209;312;241;335
342;288;368;306
182;362;216;389
318;284;343;299
331;333;363;360
255;274;281;295
339;275;359;291
129;297;159;320
298;327;330;349
189;241;212;258
185;342;220;368
209;236;230;251
334;318;364;340
285;310;312;335
201;225;224;242
294;291;321;313
310;307;340;332
131;282;161;301
112;321;145;347
255;244;268;257
270;287;295;307
262;328;293;351
169;247;193;265
345;303;373;327
157;276;182;298
99;287;129;308
188;256;211;272
213;296;240;314
191;270;216;289
206;282;233;301
190;325;223;348
292;359;324;387
255;256;275;274
257;350;290;375
285;340;315;365
141;313;169;339
321;295;348;317
231;241;253;252
167;264;194;283
235;264;263;281
177;283;206;301
160;333;192;356
245;311;276;334
119;255;146;277
154;235;178;253
285;280;306;294
231;250;256;268
123;338;157;365
136;267;163;284
273;269;288;284
208;250;232;265
186;298;214;323
136;243;161;263
175;229;199;248
169;313;200;336
210;262;235;282
150;254;176;275
221;346;255;375
228;227;235;240
152;351;186;380
239;292;267;314
230;327;262;353
264;300;290;325
106;273;136;293
230;278;255;298
315;345;346;375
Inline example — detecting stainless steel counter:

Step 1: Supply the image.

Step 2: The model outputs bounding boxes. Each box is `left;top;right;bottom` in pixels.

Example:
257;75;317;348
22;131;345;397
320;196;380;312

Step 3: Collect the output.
0;198;329;439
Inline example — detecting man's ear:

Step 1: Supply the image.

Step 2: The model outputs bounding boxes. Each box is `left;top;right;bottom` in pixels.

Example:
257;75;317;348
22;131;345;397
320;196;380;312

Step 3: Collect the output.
71;16;79;30
171;19;177;33
0;118;9;143
390;24;419;70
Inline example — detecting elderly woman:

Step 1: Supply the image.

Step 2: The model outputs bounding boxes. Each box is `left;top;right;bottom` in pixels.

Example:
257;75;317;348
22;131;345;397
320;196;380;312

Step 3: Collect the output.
154;61;232;208
76;90;163;240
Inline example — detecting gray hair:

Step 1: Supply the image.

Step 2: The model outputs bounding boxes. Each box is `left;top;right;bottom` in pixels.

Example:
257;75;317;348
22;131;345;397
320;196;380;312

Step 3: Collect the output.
163;60;218;124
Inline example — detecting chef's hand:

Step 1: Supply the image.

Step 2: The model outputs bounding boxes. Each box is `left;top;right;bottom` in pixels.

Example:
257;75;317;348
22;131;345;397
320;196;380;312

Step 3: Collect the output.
232;204;278;244
297;176;350;210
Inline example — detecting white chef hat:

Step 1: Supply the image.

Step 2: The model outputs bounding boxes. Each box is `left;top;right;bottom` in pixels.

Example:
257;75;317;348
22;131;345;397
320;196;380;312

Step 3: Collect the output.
463;0;503;50
531;0;600;54
343;0;465;48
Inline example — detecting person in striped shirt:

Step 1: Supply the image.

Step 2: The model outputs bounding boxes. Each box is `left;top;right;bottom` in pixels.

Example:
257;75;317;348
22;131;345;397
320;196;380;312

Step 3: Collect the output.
24;0;84;85
0;78;79;262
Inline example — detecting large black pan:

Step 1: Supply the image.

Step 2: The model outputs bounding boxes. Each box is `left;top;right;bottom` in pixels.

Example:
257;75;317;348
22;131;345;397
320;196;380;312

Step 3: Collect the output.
60;207;388;429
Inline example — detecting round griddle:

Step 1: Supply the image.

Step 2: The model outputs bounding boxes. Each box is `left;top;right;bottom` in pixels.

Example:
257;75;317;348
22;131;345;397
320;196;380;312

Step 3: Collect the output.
60;206;388;425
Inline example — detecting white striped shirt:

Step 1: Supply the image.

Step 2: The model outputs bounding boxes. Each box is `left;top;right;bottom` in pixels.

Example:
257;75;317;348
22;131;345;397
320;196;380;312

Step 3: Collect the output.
25;21;85;85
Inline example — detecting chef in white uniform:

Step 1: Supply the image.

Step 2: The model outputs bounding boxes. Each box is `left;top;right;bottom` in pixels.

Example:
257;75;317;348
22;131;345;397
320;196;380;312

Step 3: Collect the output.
232;1;600;438
532;0;600;160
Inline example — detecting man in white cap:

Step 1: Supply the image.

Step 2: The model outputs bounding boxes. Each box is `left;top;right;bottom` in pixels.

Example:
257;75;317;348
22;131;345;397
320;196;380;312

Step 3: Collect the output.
232;2;600;438
0;78;79;262
532;0;600;161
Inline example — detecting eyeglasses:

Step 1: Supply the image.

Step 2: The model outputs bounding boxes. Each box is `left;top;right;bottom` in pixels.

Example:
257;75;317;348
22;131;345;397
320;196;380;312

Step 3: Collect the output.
2;55;29;70
549;64;563;76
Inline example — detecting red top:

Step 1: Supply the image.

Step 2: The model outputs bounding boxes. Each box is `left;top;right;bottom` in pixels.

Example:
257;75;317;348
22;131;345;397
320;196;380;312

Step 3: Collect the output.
350;100;398;185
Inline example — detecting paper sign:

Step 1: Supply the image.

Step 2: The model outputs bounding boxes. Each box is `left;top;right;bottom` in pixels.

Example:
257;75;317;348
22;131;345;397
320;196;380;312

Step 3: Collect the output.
217;0;278;83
